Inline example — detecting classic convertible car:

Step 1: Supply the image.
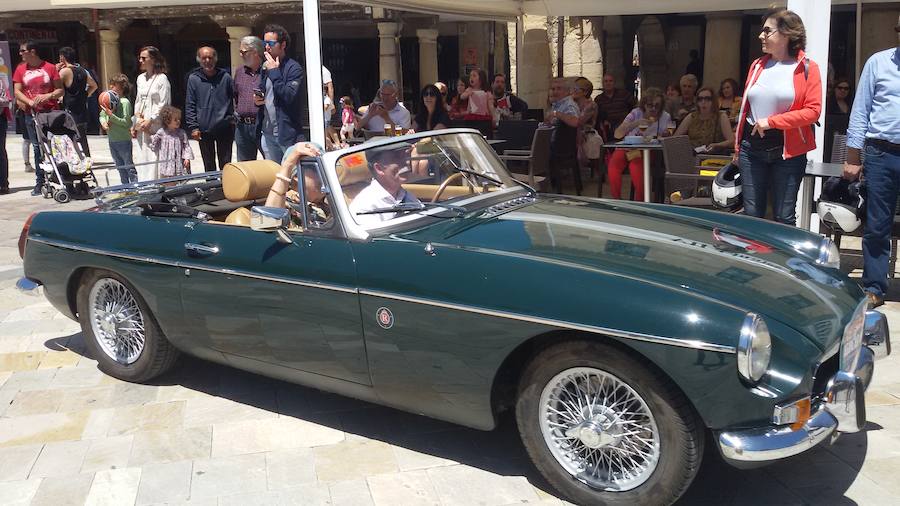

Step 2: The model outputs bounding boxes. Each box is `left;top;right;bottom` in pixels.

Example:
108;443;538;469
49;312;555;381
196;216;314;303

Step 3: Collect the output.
18;130;892;505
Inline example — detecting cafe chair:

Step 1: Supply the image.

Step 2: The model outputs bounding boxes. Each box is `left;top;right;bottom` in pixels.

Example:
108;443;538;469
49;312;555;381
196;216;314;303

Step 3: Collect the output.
362;129;386;141
496;120;540;151
660;135;730;208
498;127;551;188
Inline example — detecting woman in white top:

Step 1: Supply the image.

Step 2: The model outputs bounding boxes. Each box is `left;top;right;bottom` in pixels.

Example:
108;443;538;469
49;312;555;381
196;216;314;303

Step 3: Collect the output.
133;46;171;181
734;9;822;224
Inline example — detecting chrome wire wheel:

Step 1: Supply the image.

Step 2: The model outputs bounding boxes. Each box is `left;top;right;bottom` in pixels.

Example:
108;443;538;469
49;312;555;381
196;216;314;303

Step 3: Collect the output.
539;366;661;492
88;278;146;365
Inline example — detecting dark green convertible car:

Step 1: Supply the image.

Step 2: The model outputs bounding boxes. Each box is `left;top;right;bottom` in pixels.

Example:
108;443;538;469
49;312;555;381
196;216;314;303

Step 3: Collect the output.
18;130;891;505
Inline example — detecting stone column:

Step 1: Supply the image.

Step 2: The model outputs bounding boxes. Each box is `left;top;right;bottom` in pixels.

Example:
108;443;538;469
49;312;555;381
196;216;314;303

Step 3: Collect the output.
416;28;439;88
519;15;552;112
99;29;122;91
226;26;252;72
377;22;400;84
703;14;742;93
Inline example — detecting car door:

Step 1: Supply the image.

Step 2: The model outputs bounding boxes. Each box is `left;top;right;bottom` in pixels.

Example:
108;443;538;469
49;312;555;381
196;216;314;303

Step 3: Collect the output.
179;163;369;385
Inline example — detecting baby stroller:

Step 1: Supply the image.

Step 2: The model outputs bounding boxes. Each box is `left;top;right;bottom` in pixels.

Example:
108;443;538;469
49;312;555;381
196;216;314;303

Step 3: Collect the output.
34;110;98;203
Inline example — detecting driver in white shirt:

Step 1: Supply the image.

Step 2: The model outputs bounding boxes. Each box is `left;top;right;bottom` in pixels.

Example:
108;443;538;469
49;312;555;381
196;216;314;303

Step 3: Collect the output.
349;143;421;226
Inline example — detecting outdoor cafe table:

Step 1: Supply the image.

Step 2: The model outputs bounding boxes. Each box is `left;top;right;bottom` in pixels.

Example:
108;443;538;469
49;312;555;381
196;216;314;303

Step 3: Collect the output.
799;161;843;231
602;141;664;203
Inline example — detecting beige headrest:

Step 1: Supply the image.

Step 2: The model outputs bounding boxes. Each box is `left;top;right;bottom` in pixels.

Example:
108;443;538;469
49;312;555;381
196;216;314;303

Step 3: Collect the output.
335;152;372;186
222;160;281;202
224;207;251;225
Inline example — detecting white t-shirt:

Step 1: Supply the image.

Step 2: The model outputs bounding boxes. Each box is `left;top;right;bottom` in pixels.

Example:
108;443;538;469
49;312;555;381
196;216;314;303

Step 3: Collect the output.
322;66;332;85
365;102;412;131
349;179;420;226
746;59;798;125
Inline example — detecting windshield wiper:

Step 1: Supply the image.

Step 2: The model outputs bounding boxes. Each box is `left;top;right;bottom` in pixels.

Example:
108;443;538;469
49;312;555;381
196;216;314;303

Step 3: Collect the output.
356;201;467;217
432;140;536;196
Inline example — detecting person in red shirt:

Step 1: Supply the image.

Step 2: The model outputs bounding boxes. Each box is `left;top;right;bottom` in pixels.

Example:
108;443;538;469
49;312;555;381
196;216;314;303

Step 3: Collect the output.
13;40;63;195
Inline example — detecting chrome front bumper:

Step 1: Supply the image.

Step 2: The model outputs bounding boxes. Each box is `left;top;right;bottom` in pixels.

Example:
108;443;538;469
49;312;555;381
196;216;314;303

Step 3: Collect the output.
718;310;890;463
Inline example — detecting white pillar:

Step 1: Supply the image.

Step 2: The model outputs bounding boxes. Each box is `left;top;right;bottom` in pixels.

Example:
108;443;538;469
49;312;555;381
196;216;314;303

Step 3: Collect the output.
377;22;400;84
99;29;121;92
226;26;251;72
788;0;831;232
416;28;439;88
303;0;325;148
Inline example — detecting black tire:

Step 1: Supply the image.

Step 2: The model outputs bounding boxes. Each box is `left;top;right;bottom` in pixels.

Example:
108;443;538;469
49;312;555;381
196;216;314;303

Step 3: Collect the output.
516;340;704;506
54;190;70;203
76;269;180;382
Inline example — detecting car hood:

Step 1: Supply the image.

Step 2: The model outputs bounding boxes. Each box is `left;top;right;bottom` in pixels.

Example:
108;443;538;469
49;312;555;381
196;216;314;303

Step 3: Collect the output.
406;195;862;351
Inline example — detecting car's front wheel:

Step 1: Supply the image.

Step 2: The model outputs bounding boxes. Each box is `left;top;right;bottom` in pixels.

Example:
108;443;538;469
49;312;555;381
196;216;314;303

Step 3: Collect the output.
516;340;703;506
77;269;180;382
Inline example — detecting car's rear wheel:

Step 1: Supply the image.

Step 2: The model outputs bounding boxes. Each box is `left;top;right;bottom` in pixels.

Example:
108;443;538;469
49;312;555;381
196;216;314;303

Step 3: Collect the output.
516;340;703;506
77;269;180;382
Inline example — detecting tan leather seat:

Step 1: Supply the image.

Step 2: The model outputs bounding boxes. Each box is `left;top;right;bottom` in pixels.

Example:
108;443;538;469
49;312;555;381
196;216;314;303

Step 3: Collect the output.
222;160;281;225
335;152;372;204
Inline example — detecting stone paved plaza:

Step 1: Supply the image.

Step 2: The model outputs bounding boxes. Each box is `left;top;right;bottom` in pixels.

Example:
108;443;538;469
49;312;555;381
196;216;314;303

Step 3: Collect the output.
1;136;900;505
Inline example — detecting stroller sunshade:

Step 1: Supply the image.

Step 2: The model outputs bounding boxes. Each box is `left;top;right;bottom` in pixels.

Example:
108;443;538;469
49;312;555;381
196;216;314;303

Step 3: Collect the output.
34;110;82;143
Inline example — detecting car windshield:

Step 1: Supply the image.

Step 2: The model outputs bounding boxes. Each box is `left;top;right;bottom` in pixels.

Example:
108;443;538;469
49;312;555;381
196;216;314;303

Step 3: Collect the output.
337;131;524;229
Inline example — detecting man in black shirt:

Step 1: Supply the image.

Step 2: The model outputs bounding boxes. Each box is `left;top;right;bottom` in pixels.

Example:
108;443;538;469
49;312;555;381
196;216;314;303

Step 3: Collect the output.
58;47;98;156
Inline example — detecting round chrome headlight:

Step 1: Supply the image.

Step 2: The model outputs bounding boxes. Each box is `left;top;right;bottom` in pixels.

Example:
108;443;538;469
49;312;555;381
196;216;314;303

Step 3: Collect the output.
738;313;772;383
817;237;840;269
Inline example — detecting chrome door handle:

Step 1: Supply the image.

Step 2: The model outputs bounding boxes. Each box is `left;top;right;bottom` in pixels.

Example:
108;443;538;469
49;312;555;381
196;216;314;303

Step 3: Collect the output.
184;243;220;256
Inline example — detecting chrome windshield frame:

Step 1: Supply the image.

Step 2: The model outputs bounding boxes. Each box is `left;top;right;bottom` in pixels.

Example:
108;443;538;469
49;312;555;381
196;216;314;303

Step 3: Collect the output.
321;128;526;241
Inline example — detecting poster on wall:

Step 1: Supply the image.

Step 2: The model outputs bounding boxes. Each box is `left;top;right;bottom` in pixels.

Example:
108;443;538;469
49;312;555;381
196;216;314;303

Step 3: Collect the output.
0;40;11;118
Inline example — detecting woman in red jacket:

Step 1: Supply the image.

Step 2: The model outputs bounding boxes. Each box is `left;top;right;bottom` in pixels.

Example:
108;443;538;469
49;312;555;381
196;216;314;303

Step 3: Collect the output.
734;8;821;225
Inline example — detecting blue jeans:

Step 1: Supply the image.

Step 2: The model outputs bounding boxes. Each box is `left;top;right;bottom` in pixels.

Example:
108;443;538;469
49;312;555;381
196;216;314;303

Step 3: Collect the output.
234;121;260;161
24;114;43;187
261;129;288;163
109;140;137;185
862;143;900;298
738;139;807;225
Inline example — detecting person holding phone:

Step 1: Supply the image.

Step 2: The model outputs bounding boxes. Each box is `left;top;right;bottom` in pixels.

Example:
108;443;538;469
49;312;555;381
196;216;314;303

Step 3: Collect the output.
233;36;264;161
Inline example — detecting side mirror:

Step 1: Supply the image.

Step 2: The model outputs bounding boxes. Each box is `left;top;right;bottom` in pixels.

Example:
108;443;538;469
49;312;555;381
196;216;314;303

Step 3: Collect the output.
250;205;289;229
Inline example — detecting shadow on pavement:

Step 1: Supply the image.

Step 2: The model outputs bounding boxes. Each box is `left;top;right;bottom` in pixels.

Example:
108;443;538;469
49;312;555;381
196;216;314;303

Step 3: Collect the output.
47;331;871;505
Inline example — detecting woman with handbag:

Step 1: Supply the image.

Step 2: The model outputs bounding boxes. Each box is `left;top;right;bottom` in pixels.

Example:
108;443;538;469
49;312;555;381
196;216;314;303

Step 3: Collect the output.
574;77;603;184
133;46;171;182
734;8;821;225
607;88;671;200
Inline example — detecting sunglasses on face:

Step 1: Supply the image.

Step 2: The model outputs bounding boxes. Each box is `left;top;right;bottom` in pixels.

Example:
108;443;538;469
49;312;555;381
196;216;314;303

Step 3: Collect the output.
263;40;280;47
760;26;778;39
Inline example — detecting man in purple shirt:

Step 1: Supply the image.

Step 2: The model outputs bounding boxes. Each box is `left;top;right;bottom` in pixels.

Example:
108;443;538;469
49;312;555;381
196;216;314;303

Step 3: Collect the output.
233;36;264;161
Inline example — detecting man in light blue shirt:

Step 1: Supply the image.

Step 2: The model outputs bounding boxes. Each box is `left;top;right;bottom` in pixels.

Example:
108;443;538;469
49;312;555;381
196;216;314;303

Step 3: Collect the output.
843;16;900;307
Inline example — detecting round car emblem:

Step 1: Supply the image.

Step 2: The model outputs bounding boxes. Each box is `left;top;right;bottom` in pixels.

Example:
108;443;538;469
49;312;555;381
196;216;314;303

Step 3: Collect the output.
376;307;394;329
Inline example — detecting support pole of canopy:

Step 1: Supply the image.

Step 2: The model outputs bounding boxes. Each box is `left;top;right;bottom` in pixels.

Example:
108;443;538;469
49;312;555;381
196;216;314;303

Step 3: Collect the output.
788;0;831;232
303;0;326;148
855;0;862;82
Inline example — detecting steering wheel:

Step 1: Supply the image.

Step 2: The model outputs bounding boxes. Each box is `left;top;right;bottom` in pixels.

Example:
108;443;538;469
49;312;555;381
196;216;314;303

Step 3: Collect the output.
431;172;474;203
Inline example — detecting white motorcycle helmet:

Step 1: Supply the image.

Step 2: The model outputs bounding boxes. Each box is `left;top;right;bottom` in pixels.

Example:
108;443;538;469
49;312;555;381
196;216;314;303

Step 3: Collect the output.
817;177;865;233
712;163;742;212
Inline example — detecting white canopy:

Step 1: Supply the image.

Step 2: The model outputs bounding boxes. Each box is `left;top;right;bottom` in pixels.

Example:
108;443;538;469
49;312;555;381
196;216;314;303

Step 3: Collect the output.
0;0;890;15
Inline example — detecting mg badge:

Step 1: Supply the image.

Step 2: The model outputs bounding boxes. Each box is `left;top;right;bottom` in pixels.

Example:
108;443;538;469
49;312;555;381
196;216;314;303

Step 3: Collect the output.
376;307;394;329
